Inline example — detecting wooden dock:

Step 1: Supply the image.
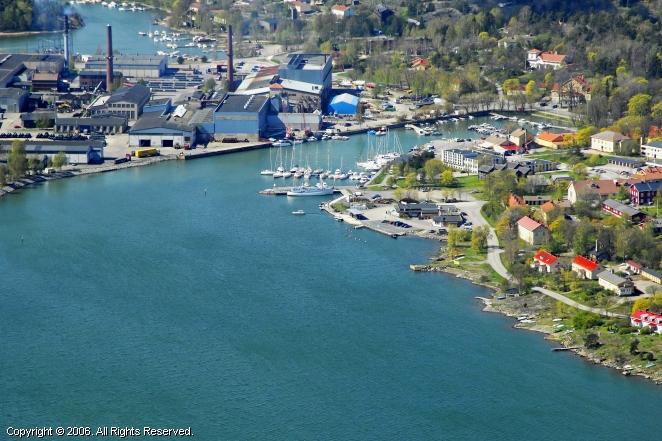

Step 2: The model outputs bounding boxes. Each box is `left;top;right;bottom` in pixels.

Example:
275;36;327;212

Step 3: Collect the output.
259;185;348;195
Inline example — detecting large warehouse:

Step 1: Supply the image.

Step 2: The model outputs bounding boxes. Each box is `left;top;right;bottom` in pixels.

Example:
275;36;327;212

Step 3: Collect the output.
214;94;270;141
0;139;105;165
83;54;168;78
128;107;197;148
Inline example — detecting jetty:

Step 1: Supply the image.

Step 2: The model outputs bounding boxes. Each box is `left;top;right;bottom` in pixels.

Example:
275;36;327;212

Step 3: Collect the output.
404;124;429;135
259;186;347;195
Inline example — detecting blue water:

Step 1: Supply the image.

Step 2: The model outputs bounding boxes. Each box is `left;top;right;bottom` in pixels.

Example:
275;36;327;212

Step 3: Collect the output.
0;132;660;440
0;4;221;58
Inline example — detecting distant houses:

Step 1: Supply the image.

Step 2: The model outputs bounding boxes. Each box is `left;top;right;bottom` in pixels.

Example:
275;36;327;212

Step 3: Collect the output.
331;4;353;18
630;310;662;334
567;179;632;205
641;140;662;163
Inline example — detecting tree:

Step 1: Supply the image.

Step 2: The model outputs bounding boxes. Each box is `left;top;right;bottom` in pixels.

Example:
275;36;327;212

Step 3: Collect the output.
439;169;455;187
574;126;597;147
471;226;489;252
584;333;601;349
423;159;445;183
571;163;588;180
52;151;67;169
177;55;184;65
0;164;6;185
629;338;639;355
446;226;461;259
7;140;27;181
202;78;216;93
627;93;652;117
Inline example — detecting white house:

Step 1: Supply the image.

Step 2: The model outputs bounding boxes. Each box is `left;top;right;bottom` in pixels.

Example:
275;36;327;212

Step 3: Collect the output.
590;131;630;153
527;50;566;70
517;216;548;245
631;310;662;334
331;5;353;18
597;270;634;296
641;140;662;164
531;249;559;273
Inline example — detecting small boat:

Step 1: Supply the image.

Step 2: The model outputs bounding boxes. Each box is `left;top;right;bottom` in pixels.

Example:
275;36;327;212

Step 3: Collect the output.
138;31;147;36
292;210;306;215
260;169;274;176
272;140;292;147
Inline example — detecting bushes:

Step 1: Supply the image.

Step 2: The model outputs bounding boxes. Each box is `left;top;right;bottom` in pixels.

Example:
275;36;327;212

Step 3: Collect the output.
571;311;604;330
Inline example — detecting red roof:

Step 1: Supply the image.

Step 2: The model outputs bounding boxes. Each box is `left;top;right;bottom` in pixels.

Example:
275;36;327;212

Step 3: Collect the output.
517;216;543;232
536;131;565;143
332;5;349;10
534;250;558;266
540;52;566;64
572;255;599;272
626;260;642;269
631;310;662;322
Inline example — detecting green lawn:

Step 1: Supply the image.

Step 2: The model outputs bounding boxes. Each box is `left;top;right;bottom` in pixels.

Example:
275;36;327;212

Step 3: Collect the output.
455;174;481;189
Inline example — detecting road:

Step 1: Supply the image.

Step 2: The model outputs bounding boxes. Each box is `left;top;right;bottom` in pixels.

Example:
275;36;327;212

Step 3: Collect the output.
532;287;627;318
453;199;512;281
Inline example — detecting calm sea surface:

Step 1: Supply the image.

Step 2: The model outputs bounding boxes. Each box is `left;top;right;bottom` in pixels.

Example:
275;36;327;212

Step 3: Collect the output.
0;4;220;58
1;128;660;440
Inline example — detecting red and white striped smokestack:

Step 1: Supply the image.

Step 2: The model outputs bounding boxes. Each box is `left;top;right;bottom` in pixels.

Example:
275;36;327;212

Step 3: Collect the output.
106;24;114;92
227;25;234;87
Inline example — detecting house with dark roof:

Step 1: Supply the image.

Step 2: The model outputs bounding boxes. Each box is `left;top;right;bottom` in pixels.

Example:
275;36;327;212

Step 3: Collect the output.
55;114;128;134
598;270;634;296
396;200;440;219
630;181;661;206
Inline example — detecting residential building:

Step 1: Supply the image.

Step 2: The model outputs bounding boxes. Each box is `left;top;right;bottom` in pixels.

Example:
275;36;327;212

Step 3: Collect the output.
89;84;151;120
590;131;630;153
482;135;519;155
633;166;662;182
508;193;525;208
517;216;548;245
509;128;533;148
572;256;601;279
626;260;643;274
630;310;662;334
567;179;635;205
553;74;592;106
641;267;662;285
630;181;661;206
640;217;662;234
527;49;566;70
532;250;559;273
331;4;352;18
442;149;480;174
602;199;645;222
213;93;270;141
524;195;552;206
432;213;464;227
410;57;430;71
598;270;634;296
641;140;662;164
535;131;567;149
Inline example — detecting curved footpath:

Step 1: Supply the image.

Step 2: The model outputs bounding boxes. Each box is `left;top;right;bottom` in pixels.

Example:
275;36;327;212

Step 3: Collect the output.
531;286;627;318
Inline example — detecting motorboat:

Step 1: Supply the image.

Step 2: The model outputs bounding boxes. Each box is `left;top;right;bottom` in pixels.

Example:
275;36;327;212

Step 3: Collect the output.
260;169;274;176
272;140;292;147
292;210;306;215
287;182;335;197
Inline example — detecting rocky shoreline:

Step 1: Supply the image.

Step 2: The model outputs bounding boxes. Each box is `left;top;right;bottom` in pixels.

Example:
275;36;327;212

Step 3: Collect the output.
408;259;661;385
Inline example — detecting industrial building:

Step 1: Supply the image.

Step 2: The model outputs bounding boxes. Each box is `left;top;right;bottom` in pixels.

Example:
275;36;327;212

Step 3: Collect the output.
77;69;122;91
55;115;128;134
83;54;168;78
0;88;28;112
214;94;270;141
278;53;332;103
129;106;197;148
89;84;151;120
0;139;104;165
0;53;65;88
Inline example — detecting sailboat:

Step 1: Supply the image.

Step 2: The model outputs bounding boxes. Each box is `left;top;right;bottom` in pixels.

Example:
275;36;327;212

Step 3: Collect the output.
260;147;275;175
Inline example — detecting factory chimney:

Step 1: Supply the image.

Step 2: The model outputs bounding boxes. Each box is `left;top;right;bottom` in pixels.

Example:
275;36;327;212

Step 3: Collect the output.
106;24;114;92
63;15;70;70
227;25;234;89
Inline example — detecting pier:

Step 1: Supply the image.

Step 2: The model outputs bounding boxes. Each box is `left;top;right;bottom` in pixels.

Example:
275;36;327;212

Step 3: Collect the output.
259;186;346;195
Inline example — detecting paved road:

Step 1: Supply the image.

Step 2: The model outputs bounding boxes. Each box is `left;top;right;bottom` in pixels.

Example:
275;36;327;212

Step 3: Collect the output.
454;200;512;281
532;287;627;318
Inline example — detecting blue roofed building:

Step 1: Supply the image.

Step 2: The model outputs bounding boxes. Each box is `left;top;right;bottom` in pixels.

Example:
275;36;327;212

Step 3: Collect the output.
329;93;359;115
